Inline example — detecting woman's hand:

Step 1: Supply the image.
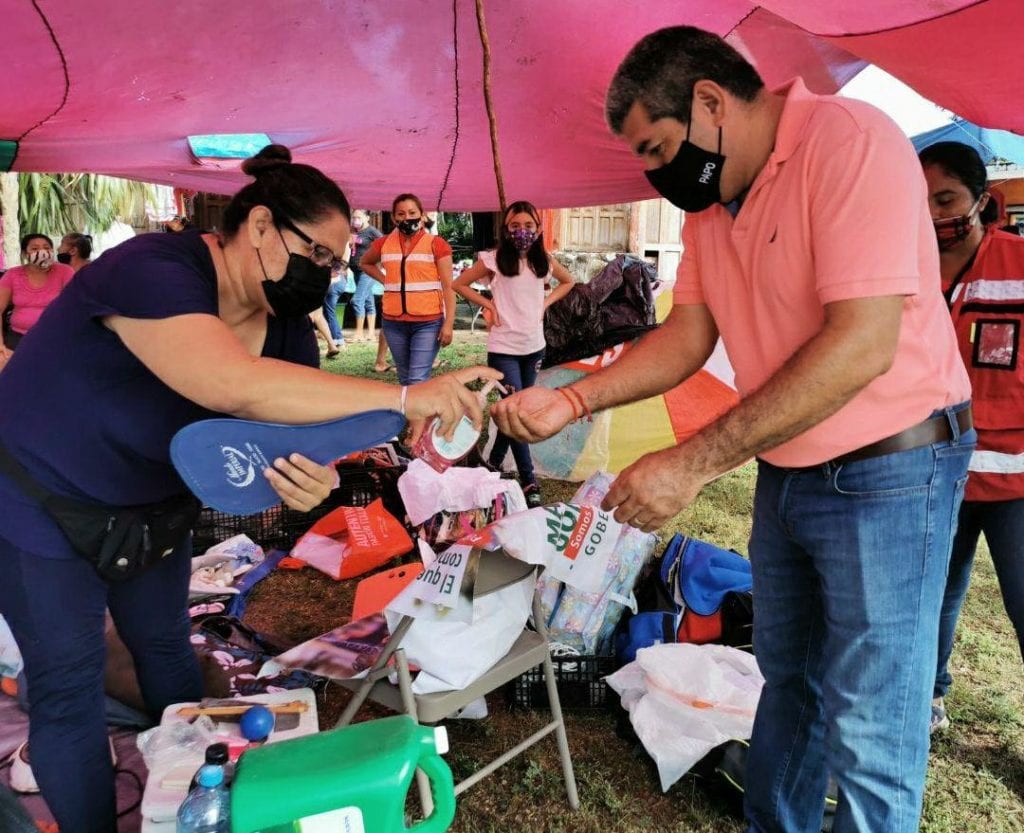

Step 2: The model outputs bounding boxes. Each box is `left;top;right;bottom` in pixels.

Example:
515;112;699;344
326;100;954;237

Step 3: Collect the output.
486;303;501;328
404;365;503;443
438;324;454;346
263;453;336;512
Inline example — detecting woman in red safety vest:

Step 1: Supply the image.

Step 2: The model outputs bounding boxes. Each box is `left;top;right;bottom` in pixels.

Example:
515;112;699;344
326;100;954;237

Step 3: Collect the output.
359;193;456;385
920;141;1024;732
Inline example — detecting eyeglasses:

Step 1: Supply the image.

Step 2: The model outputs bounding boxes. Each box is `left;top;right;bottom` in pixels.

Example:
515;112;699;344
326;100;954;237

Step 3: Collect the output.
277;215;348;273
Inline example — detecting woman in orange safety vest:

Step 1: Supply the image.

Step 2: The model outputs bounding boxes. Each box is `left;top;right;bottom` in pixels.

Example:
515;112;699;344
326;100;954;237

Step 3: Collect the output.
921;141;1024;732
359;193;456;385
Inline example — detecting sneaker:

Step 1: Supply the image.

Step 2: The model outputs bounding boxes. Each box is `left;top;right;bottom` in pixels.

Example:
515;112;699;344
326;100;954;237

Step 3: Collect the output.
930;697;950;733
523;483;543;509
9;737;117;793
9;742;37;793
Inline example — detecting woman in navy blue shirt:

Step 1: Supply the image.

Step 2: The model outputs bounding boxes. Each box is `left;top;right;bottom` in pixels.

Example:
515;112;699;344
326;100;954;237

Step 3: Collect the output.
0;145;496;831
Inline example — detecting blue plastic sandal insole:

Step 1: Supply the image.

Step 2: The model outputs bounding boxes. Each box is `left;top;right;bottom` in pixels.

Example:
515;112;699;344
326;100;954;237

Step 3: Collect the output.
170;410;406;515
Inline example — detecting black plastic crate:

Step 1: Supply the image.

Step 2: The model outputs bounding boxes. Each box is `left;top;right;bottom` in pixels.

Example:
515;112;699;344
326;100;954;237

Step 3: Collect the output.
192;504;289;555
509;653;618;711
192;460;409;556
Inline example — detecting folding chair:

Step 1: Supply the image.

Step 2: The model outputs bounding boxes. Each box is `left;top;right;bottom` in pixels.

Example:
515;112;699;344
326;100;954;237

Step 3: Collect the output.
336;549;580;815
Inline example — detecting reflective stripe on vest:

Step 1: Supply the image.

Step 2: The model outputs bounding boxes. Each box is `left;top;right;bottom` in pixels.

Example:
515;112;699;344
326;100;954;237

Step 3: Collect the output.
380;231;442;317
382;281;443;292
962;279;1024;303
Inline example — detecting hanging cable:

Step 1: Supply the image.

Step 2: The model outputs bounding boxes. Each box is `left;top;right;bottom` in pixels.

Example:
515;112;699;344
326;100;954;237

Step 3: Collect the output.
11;0;72;169
474;0;507;213
436;0;462;212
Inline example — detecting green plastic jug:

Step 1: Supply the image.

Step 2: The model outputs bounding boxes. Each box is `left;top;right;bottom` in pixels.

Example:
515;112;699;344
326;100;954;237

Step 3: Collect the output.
230;715;455;833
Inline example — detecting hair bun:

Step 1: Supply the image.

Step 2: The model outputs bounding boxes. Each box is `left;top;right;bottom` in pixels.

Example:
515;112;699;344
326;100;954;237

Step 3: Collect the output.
241;144;293;178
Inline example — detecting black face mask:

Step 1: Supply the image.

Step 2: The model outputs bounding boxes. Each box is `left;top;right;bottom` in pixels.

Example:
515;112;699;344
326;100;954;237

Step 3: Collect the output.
645;107;725;213
56;252;72;265
259;230;332;318
397;218;421;236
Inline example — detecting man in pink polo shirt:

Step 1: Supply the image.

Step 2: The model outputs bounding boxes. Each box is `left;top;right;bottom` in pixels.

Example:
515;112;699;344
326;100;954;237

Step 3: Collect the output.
493;26;973;833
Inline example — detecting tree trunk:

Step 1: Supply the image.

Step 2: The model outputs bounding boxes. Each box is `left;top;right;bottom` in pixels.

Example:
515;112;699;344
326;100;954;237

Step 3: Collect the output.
0;173;19;268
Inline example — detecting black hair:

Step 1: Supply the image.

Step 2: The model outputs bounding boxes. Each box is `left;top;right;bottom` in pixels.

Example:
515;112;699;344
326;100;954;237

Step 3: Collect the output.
495;200;549;278
605;26;764;134
221;144;350;238
20;233;51;253
63;232;92;259
918;141;1000;225
391;193;424;216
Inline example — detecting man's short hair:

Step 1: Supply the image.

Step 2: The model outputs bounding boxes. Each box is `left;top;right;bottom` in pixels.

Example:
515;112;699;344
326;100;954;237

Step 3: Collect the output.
605;26;764;134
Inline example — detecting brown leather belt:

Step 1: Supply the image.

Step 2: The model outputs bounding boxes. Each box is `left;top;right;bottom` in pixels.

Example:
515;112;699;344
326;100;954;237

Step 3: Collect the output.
831;407;973;466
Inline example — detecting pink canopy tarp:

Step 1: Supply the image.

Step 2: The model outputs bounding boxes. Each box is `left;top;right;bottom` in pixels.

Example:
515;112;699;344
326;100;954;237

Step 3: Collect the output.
3;0;1021;209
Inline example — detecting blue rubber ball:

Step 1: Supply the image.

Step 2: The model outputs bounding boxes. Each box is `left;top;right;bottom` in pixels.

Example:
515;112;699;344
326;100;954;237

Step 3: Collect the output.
239;705;275;741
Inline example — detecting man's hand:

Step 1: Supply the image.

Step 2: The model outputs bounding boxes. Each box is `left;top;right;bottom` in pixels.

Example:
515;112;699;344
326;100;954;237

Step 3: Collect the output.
264;453;337;512
601;446;705;533
438;324;454;346
490;386;576;443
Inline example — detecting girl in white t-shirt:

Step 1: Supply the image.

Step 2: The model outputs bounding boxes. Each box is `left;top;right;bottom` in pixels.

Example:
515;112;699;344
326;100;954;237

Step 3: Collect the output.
454;201;574;506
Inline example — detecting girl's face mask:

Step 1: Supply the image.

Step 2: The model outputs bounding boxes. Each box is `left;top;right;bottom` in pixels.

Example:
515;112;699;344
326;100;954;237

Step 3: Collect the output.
510;227;538;252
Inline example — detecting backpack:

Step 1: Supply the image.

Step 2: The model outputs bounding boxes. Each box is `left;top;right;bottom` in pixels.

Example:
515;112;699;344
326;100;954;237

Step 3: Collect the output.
713;739;838;832
615;533;753;664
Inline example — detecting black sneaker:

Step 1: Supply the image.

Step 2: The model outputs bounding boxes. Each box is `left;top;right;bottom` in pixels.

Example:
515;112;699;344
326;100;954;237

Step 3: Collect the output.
523;483;543;508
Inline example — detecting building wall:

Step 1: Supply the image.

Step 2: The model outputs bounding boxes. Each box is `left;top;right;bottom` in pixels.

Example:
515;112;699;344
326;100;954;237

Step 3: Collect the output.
547;199;683;283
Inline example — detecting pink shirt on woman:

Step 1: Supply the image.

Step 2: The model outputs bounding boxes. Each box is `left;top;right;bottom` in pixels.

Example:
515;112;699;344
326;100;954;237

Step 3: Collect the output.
0;264;75;334
674;78;970;468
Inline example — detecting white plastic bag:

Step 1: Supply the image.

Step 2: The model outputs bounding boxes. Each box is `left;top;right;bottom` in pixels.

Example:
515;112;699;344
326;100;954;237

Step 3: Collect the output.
606;643;764;791
537;472;656;653
398;460;526;526
493;503;621;592
203;533;264;565
385;573;535;694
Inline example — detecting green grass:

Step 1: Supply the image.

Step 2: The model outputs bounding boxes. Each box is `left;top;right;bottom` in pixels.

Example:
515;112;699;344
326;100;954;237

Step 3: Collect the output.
319;331;1024;833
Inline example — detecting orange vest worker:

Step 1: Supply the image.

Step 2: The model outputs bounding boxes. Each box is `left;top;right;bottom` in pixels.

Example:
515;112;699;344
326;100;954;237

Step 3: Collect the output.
380;230;443;318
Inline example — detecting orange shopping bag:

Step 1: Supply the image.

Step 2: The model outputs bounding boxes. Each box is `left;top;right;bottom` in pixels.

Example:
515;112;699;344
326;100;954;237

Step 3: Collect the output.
292;498;413;580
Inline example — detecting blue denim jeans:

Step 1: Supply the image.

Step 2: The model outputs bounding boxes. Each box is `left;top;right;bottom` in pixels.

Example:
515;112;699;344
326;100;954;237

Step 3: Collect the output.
744;407;973;833
487;349;544;485
350;271;377;318
935;497;1024;698
382;317;443;385
0;534;201;833
322;279;346;343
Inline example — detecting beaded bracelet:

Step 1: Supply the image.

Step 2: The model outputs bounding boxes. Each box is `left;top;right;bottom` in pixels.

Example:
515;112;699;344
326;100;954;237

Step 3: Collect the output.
399;385;409;416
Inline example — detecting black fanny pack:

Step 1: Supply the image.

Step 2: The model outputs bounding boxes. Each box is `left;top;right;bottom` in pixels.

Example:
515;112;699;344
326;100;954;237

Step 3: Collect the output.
0;440;201;581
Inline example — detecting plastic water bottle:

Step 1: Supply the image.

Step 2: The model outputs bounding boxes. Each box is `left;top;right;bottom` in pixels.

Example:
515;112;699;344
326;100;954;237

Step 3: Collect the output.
187;743;231;793
177;764;230;833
